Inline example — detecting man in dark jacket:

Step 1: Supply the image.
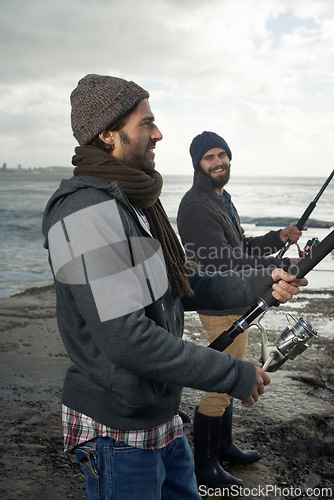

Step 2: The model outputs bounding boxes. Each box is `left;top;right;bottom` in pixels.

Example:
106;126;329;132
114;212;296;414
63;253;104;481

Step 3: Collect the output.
43;79;307;499
177;131;305;490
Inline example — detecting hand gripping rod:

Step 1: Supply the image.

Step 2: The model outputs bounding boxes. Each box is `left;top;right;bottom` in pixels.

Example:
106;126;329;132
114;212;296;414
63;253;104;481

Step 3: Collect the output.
208;229;334;352
277;169;334;258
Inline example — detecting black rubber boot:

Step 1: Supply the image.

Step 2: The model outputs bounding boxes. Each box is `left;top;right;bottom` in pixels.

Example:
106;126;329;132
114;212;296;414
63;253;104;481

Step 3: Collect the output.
193;408;243;488
219;399;261;465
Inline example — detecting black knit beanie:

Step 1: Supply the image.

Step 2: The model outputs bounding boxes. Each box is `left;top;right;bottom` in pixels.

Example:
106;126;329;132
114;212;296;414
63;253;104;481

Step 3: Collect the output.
70;74;149;145
190;131;232;170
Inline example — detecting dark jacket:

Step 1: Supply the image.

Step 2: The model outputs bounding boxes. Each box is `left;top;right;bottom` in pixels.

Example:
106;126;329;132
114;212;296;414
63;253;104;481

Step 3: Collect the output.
177;171;290;315
42;175;274;431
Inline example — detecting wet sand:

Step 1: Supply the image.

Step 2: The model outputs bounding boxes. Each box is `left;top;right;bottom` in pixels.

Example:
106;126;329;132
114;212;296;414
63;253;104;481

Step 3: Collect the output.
0;285;333;499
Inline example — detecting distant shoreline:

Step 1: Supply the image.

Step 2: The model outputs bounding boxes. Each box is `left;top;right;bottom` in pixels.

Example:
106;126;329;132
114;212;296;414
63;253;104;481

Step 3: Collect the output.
0;167;332;179
0;166;72;173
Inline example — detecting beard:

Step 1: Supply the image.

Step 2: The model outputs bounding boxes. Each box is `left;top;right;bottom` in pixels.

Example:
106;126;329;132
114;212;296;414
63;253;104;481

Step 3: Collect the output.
118;130;156;171
198;163;231;189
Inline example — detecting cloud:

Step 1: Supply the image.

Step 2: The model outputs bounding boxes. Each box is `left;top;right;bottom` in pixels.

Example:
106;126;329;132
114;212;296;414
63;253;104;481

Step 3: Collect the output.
1;0;334;176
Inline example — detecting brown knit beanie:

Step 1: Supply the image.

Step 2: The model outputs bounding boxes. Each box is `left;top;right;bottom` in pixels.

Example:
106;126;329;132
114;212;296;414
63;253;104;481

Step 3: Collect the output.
70;74;149;145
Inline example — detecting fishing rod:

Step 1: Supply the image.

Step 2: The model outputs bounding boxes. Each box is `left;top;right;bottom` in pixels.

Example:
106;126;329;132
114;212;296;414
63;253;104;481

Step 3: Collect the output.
277;169;334;258
209;230;334;372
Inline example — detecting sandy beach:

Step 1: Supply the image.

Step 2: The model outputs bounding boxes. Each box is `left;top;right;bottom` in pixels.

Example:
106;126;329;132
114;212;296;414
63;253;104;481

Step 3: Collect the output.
0;285;333;500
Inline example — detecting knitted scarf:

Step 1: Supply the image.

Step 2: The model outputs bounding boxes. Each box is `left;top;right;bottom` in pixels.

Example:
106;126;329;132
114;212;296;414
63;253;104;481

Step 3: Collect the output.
72;145;194;299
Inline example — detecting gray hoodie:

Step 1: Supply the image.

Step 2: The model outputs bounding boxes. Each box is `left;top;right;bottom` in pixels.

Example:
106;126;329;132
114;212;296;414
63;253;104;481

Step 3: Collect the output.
42;175;273;430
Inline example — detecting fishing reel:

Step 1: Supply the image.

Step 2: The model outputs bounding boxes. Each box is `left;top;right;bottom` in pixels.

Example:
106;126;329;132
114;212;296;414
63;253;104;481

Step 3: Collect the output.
304;237;320;254
253;313;318;372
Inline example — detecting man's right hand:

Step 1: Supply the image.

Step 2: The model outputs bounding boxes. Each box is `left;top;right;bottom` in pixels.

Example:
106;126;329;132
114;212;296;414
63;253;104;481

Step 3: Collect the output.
271;268;308;304
242;366;271;407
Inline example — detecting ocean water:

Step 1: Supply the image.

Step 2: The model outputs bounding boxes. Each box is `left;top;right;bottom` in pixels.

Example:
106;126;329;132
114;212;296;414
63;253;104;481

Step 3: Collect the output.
0;169;333;298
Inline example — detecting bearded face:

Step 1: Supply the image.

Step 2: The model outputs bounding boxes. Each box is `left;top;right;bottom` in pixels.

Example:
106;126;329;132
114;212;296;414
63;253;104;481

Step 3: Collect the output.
107;98;163;171
198;147;231;189
117;129;158;171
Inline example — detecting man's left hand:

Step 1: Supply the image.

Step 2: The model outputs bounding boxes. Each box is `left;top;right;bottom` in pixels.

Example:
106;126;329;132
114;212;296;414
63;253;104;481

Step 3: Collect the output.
280;225;307;244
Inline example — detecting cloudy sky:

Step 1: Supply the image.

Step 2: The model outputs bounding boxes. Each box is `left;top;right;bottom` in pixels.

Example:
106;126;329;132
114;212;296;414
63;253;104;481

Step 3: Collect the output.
1;0;334;177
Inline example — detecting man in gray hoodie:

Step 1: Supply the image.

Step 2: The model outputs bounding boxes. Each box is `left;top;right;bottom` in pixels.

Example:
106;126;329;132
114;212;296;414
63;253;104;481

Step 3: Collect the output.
42;74;307;499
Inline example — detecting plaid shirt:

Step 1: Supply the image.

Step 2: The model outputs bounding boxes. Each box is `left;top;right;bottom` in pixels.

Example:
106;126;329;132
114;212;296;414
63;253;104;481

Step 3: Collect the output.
62;405;184;452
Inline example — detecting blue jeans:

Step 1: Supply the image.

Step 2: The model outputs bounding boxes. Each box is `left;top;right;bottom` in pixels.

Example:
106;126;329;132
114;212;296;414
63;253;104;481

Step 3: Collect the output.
74;434;201;499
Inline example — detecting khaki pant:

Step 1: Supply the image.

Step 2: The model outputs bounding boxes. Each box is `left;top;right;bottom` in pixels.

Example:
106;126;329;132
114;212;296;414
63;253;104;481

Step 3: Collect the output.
198;314;248;417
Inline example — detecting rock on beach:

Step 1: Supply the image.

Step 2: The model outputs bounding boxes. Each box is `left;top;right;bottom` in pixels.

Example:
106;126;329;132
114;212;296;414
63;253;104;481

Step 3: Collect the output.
0;285;333;499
